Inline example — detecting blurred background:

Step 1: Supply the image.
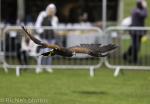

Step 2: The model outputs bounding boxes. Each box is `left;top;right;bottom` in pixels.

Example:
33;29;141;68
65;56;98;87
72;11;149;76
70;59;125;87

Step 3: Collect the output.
0;0;150;104
1;0;119;24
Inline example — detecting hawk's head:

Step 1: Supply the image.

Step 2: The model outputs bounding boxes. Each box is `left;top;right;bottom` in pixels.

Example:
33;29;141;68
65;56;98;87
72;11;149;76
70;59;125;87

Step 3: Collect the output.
41;49;56;56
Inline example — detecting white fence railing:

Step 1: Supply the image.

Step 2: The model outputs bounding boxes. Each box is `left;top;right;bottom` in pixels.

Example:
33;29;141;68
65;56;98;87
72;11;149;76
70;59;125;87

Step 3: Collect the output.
1;26;150;77
105;26;150;76
2;26;104;76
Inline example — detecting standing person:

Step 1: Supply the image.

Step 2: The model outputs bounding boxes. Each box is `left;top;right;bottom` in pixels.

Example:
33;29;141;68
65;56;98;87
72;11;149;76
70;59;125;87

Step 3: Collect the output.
123;0;148;64
35;3;59;73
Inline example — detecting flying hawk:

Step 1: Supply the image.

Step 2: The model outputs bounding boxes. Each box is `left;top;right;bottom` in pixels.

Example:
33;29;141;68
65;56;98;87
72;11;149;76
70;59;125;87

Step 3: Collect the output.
21;26;118;57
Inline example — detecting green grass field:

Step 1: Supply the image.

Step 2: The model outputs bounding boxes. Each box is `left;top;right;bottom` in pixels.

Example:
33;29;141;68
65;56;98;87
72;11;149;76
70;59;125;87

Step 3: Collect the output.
0;1;150;104
0;68;150;104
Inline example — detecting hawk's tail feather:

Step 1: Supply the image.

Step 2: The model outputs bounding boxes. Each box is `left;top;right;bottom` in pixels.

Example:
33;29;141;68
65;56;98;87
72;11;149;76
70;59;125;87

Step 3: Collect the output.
80;43;118;53
88;44;118;57
97;44;119;53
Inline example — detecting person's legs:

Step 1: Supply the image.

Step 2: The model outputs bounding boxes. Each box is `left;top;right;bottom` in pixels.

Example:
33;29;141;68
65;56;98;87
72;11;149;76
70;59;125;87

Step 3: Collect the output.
36;48;47;73
44;39;55;72
16;43;22;65
44;48;51;65
40;47;50;65
131;34;138;63
123;34;141;63
46;57;52;65
22;51;28;65
41;56;47;65
36;56;43;74
131;34;142;63
45;56;53;72
39;45;53;73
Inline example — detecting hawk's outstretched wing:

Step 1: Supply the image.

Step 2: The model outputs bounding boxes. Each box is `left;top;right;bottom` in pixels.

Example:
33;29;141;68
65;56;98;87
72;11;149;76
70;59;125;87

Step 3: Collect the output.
80;44;117;53
21;26;60;49
68;44;118;57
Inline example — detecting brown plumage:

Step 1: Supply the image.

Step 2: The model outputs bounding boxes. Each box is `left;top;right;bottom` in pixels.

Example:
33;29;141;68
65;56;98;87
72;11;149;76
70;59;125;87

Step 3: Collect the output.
21;26;118;57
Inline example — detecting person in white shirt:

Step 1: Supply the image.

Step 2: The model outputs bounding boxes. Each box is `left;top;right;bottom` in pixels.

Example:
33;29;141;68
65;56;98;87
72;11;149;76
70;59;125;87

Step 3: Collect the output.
35;3;59;73
35;4;58;34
